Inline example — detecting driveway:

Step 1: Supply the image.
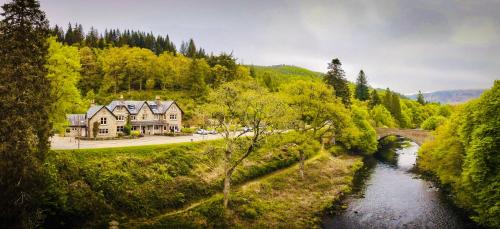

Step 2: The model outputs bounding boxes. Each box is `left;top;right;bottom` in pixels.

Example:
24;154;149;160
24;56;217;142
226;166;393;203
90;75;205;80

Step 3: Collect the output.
51;134;229;150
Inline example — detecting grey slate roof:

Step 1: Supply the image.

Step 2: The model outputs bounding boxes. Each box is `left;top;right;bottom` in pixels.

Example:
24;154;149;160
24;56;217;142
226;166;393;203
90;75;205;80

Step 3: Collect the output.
67;114;86;126
146;100;174;114
86;105;104;119
106;100;175;114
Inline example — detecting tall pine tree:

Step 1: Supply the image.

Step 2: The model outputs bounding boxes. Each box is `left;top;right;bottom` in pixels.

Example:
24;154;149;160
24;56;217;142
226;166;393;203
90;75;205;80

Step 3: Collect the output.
354;69;369;101
382;88;392;111
391;93;403;126
324;58;351;106
417;90;426;105
0;0;52;226
369;90;381;108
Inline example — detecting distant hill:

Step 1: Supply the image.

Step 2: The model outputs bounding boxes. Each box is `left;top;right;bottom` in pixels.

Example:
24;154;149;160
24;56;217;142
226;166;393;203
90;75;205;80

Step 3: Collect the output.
407;89;485;104
251;65;324;83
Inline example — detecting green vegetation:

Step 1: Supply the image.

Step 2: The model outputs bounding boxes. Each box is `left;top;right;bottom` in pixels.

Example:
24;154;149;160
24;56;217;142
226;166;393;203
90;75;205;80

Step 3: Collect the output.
354;70;370;101
324;58;351;106
418;81;500;227
43;135;317;227
0;0;53;227
141;151;363;228
3;1;493;227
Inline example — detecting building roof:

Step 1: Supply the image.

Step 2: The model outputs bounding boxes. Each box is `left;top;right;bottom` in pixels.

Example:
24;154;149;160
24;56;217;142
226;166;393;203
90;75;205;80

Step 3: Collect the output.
66;114;86;127
146;100;174;114
106;100;176;114
86;105;104;118
86;105;116;120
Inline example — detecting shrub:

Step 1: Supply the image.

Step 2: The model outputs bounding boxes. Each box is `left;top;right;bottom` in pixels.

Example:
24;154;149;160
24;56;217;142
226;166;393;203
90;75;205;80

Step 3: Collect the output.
130;130;140;137
181;128;195;134
421;115;446;130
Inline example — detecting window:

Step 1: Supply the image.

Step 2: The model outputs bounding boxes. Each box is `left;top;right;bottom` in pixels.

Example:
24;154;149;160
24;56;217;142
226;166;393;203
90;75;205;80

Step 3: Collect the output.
132;126;137;131
143;114;147;120
154;125;160;130
100;117;107;125
117;126;124;132
130;115;136;120
98;128;109;134
163;126;167;131
154;114;160;120
170;114;177;120
117;115;124;121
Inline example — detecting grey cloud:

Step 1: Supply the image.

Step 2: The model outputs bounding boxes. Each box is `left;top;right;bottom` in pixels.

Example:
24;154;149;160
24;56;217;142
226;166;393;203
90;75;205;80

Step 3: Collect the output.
1;0;498;93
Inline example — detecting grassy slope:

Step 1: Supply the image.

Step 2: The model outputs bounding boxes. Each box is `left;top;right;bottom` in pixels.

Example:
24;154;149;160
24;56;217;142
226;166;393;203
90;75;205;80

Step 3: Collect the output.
45;135;318;226
251;65;324;84
139;149;363;228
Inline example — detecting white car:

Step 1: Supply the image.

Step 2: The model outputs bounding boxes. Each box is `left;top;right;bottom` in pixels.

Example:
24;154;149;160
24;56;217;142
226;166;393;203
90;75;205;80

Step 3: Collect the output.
196;129;208;135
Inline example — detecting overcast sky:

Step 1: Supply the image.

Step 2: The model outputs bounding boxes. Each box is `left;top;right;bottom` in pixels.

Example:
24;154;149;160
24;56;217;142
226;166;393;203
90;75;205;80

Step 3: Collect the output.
3;0;500;93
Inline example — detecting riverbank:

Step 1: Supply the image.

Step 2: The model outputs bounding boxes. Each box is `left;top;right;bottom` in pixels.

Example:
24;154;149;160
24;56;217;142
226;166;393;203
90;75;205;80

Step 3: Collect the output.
136;149;363;228
324;137;478;228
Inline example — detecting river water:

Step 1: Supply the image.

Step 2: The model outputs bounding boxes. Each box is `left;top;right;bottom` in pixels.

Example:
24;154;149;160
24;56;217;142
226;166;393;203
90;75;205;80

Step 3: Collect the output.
323;137;478;229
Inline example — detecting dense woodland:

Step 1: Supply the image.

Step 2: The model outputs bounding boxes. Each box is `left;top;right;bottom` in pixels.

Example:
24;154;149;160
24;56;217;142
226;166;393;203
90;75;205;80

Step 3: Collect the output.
0;1;498;228
46;23;453;133
418;81;499;227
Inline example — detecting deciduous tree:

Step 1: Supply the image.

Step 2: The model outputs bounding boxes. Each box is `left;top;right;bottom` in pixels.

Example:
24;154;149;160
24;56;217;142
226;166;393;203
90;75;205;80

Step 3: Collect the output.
204;81;291;209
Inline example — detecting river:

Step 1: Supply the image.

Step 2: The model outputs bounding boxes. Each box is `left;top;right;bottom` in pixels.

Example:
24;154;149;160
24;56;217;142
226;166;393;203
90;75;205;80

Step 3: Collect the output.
323;137;478;229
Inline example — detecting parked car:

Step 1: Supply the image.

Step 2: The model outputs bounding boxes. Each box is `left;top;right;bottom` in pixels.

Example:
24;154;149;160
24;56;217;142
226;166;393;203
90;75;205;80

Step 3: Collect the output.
196;129;208;135
242;126;253;132
208;130;218;134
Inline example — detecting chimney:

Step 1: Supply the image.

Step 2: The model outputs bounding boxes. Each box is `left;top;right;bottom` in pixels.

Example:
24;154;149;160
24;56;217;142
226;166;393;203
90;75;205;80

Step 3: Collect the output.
155;95;161;106
119;94;124;105
90;99;96;107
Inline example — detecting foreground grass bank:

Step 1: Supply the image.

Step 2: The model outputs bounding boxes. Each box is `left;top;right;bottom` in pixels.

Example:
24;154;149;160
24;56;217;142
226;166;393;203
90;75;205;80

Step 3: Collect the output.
137;149;363;228
43;135;319;227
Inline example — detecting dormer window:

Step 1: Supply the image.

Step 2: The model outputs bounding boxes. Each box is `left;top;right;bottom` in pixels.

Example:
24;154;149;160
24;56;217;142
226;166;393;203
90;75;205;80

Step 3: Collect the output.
127;105;135;110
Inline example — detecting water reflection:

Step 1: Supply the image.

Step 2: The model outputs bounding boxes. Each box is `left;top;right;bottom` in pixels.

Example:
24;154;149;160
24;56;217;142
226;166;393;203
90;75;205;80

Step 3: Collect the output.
323;137;477;229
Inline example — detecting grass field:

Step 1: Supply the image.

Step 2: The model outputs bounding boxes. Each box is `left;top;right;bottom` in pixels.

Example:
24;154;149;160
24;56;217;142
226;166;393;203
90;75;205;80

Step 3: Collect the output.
44;135;320;227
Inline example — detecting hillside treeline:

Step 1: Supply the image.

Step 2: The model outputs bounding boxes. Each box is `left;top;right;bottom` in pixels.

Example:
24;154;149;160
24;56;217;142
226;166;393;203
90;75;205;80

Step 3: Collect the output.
418;81;500;227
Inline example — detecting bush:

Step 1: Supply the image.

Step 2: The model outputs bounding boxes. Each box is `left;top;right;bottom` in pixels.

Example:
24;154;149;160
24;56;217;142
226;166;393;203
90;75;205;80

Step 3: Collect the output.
421;115;446;130
130;130;140;137
181;128;195;134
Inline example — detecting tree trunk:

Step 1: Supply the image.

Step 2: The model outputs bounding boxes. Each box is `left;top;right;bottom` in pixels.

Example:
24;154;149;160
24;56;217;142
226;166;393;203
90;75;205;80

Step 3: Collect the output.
223;149;232;209
223;170;231;209
299;150;305;179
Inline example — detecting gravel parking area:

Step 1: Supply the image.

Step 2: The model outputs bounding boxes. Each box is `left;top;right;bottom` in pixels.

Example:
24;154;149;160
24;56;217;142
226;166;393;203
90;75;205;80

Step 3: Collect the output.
50;134;227;150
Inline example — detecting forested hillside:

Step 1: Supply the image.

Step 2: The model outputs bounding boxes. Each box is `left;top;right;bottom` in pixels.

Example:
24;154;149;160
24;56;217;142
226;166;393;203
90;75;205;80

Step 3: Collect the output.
45;24;453;133
418;81;499;227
